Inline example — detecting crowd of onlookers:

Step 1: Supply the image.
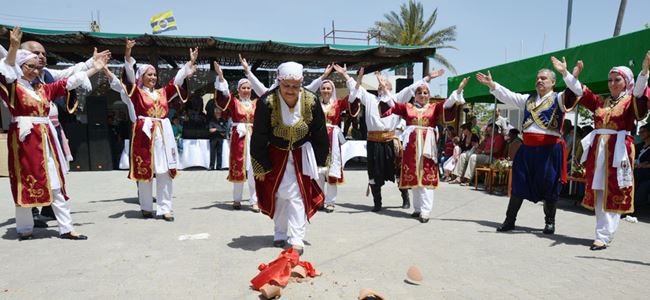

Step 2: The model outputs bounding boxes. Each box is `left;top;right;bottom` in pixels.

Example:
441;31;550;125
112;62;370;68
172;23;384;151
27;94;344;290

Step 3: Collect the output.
436;110;650;213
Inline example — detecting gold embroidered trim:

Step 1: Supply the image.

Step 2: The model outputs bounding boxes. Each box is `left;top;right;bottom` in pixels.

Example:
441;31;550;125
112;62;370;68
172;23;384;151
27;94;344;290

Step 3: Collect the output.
267;89;315;149
251;157;270;176
523;93;559;130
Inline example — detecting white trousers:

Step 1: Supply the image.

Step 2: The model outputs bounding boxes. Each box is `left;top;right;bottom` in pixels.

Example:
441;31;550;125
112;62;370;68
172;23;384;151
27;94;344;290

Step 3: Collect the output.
463;153;490;180
15;189;73;235
232;170;257;204
412;187;433;218
138;172;173;216
273;194;307;247
316;175;338;205
594;190;620;245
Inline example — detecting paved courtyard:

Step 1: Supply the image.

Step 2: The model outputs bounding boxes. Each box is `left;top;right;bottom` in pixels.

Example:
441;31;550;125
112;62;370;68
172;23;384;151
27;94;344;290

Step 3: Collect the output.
1;170;649;299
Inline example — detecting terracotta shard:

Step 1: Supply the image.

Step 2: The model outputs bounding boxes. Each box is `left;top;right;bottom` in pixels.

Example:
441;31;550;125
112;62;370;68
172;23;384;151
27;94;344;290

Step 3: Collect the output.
405;265;423;285
259;283;282;299
358;288;386;300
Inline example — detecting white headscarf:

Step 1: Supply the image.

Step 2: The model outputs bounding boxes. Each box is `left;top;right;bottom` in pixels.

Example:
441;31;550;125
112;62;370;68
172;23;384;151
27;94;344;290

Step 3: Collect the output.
237;78;250;89
16;49;37;67
320;79;337;103
135;64;156;88
609;66;635;95
268;61;304;91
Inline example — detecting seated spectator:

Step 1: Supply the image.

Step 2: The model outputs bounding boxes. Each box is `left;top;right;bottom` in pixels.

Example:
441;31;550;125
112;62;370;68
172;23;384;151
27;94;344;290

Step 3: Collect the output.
439;126;457;176
450;133;480;184
452;124;505;185
634;124;650;211
504;128;522;160
443;137;461;181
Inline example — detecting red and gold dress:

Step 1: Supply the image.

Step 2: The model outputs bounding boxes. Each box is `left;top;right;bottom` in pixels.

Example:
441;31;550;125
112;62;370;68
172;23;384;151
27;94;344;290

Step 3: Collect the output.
576;86;649;213
119;74;187;181
215;89;256;183
381;94;462;189
320;95;359;184
1;69;78;207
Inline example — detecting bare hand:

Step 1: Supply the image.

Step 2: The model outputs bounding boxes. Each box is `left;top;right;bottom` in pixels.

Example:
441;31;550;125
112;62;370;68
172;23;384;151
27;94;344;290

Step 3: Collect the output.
551;56;568;76
456;76;470;94
426;68;445;81
572;60;584;78
213;61;224;81
93;47;111;63
189;47;199;63
125;39;136;50
254;174;266;181
92;53;109;70
642;50;650;75
322;64;333;78
332;63;347;75
355;67;365;90
9;27;22;47
239;54;249;72
476;71;495;89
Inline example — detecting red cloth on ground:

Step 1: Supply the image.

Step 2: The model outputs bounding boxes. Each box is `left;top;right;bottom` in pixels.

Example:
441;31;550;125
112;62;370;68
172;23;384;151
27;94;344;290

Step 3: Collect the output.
250;248;318;290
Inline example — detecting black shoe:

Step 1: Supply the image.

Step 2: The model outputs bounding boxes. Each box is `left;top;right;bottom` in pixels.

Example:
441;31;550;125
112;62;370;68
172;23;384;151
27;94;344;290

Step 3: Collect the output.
232;202;242;210
60;232;88;240
33;218;48;228
418;217;429;223
40;206;56;219
273;240;286;248
496;222;515;232
543;223;555;234
141;210;154;219
18;233;33;241
410;212;421;218
371;205;382;212
400;189;411;209
324;205;334;213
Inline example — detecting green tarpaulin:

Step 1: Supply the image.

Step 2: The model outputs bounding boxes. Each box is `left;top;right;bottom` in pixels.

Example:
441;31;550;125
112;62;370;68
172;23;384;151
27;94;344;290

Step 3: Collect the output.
448;28;650;103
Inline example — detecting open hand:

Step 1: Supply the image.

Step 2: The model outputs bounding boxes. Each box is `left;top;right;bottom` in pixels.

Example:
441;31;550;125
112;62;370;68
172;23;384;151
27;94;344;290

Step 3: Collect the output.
476;71;495;89
239;54;250;72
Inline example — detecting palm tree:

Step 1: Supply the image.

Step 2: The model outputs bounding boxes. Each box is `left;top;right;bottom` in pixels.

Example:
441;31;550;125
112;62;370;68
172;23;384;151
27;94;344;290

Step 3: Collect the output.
373;0;457;78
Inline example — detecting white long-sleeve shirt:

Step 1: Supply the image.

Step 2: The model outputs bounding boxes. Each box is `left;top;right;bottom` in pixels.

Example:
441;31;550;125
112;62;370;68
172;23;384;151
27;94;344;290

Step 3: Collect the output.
346;78;427;132
489;73;583;137
0;44;95;83
634;72;648;97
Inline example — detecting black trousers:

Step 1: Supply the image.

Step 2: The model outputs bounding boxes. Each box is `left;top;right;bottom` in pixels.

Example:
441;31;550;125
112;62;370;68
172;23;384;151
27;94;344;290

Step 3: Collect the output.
209;138;224;170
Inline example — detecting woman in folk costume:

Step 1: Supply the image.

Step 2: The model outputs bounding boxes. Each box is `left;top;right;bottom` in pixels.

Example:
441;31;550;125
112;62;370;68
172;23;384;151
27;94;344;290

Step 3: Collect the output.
303;65;360;213
250;62;329;255
104;39;196;222
378;70;469;223
0;27;108;240
213;59;259;212
555;53;650;250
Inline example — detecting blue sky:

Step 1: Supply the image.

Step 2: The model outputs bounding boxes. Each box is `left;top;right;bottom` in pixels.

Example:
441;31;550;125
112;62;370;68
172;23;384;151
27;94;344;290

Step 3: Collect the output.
2;0;649;95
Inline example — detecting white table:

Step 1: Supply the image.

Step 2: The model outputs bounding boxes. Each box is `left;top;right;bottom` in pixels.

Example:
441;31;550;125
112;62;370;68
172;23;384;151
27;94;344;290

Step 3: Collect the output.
119;139;229;170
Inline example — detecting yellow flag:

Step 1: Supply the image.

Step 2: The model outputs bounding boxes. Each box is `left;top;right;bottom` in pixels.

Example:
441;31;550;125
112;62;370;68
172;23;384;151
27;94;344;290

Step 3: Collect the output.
150;11;177;34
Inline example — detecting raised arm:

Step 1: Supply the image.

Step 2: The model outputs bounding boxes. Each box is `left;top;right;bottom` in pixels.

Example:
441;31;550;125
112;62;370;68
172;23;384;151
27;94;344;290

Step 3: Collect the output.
104;66;137;122
47;47;111;81
240;53;268;97
632;50;650;120
305;64;333;93
394;68;445;103
443;76;469;109
476;70;528;110
213;61;232;111
164;47;196;103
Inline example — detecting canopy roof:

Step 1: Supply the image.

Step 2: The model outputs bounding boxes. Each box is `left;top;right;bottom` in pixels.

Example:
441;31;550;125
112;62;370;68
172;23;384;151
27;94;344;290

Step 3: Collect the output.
0;24;435;72
448;28;650;103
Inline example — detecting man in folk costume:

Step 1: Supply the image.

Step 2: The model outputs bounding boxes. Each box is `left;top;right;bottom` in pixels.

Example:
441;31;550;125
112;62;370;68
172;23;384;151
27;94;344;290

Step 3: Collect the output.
1;40;110;226
250;62;329;255
333;64;443;212
558;53;650;250
303;65;360;213
104;39;195;222
213;59;259;212
0;27;108;240
476;57;584;235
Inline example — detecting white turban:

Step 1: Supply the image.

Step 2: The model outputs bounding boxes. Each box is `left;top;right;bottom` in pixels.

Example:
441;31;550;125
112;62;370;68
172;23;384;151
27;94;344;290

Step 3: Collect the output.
609;66;635;95
16;49;37;67
135;64;156;88
269;61;303;91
